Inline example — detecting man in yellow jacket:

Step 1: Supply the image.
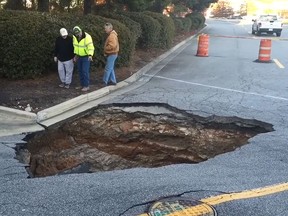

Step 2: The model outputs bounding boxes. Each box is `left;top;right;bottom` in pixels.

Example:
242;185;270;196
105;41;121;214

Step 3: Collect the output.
103;23;119;86
72;26;94;92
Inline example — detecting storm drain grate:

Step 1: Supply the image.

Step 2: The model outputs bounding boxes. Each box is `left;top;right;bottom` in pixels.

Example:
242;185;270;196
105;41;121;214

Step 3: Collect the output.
146;197;216;216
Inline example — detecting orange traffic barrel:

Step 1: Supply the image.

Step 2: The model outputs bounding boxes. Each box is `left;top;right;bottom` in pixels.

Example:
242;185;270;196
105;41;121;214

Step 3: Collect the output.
257;39;272;63
196;34;209;57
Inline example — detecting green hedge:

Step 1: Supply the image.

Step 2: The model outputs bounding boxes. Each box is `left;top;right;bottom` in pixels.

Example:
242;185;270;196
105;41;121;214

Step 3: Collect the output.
143;11;175;49
122;12;161;48
172;17;184;33
186;12;206;30
0;10;64;79
99;12;142;44
0;11;134;79
172;13;205;33
0;10;179;80
182;17;192;32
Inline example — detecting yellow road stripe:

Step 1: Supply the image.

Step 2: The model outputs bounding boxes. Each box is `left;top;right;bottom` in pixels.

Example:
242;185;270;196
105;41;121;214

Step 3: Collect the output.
273;59;285;69
202;182;288;205
138;182;288;216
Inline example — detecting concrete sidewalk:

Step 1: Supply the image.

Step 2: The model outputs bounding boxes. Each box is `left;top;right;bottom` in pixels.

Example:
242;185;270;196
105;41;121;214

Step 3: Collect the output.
0;30;204;138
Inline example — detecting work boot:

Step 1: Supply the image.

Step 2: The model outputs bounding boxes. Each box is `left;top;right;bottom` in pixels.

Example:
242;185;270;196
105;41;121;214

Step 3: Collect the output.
108;82;116;86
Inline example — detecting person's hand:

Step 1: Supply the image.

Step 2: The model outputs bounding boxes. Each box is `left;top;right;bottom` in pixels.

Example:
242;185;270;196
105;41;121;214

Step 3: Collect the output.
54;57;58;62
73;56;78;63
88;56;93;61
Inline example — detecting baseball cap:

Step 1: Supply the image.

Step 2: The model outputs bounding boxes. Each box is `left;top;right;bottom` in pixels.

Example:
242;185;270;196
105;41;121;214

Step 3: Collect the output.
73;26;82;35
60;28;68;36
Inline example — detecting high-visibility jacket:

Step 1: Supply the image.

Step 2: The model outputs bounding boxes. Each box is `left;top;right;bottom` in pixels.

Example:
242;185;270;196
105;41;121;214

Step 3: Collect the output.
73;32;94;57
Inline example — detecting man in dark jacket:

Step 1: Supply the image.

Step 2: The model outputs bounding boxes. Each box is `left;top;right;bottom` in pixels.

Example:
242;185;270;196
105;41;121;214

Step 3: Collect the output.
54;28;74;89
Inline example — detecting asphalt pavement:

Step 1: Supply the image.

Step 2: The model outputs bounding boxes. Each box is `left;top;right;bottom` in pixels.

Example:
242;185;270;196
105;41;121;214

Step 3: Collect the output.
1;18;288;216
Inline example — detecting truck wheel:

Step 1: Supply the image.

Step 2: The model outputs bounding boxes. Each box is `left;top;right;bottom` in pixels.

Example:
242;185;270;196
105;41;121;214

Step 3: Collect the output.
255;27;261;36
276;32;281;37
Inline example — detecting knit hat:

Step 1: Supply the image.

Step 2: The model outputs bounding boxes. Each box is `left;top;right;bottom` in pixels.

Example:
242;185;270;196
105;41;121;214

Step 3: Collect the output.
60;28;68;36
73;26;82;35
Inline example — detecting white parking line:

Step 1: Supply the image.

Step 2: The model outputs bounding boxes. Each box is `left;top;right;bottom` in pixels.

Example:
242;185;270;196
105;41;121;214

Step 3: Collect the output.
144;74;288;102
273;59;285;69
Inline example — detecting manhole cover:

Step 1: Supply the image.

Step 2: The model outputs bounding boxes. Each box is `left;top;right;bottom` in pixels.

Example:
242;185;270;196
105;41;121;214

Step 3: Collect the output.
146;197;216;216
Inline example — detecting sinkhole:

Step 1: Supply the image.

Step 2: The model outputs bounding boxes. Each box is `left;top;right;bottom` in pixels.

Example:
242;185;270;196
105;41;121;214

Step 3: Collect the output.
16;103;274;178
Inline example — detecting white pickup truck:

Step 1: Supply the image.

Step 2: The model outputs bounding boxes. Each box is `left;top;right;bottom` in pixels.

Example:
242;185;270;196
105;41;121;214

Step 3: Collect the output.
252;15;283;37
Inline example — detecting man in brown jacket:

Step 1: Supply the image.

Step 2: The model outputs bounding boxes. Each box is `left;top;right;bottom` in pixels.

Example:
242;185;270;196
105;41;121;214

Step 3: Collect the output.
103;22;119;86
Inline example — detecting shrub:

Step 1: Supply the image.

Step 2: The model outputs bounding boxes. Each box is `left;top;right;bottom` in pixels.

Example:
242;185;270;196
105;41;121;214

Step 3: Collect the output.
186;12;206;30
182;17;192;32
0;10;64;79
0;11;134;79
99;12;142;44
190;17;201;30
122;12;161;48
143;11;175;48
172;17;184;33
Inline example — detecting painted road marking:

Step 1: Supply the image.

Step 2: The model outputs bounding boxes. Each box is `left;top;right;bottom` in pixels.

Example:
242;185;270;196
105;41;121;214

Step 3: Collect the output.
138;182;288;216
209;34;288;41
144;75;288;102
273;59;285;69
201;182;288;205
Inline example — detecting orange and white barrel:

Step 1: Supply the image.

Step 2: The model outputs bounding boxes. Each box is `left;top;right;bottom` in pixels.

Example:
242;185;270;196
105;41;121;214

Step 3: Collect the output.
258;39;272;62
196;34;209;57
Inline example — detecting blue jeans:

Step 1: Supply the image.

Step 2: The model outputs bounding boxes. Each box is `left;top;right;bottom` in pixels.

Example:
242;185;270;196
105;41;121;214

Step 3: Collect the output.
77;56;90;87
103;54;117;84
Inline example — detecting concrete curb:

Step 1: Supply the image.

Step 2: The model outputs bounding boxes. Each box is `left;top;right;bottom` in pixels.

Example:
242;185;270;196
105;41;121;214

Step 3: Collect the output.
37;87;110;122
1;26;207;127
0;106;37;122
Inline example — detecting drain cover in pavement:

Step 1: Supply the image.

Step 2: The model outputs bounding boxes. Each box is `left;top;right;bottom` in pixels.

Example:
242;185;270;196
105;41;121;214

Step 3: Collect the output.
147;197;216;216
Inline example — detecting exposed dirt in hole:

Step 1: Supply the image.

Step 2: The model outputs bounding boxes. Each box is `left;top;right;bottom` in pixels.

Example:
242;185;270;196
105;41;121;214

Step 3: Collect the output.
19;103;273;178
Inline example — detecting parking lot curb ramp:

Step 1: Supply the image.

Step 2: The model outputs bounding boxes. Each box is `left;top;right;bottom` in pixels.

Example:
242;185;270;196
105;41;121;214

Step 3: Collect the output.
0;106;37;122
0;106;43;137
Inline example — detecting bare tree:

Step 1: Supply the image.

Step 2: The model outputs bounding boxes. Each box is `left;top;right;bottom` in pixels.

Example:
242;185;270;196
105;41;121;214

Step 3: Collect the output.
211;0;234;18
